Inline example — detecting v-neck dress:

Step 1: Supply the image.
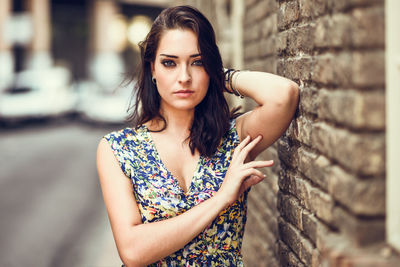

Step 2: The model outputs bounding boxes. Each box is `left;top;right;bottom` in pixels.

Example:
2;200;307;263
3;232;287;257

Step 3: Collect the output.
104;120;248;266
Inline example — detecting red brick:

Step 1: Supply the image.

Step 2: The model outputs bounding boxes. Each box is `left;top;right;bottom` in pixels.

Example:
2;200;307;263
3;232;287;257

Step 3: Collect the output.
333;0;384;12
298;86;318;116
317;89;385;130
277;1;300;30
351;6;385;48
301;209;331;247
312;122;385;176
296;147;386;216
277;56;313;81
286;24;316;54
279;170;335;224
332;207;385;246
328;166;385;216
278;217;314;265
292;116;314;146
278;240;306;267
312;52;352;86
276;31;288;54
314;14;352;48
278;191;303;229
352;50;385;87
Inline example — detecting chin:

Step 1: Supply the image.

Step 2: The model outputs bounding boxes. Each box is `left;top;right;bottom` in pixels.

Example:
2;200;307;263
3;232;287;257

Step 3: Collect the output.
163;98;204;111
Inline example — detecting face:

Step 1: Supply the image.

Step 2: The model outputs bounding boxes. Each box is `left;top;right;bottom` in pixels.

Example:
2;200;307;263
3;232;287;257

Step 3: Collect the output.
151;29;210;114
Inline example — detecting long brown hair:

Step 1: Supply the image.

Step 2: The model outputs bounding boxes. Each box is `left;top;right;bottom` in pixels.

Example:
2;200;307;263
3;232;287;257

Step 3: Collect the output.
128;5;237;157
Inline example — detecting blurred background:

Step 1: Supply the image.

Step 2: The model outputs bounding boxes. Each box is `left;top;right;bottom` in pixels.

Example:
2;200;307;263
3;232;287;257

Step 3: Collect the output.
0;0;168;266
1;0;400;266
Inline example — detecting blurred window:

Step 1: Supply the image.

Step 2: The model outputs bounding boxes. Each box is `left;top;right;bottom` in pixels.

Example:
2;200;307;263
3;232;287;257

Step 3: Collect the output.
12;0;24;12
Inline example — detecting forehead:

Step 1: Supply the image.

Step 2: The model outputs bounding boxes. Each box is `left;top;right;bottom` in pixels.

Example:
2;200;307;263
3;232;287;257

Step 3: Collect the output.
157;29;200;56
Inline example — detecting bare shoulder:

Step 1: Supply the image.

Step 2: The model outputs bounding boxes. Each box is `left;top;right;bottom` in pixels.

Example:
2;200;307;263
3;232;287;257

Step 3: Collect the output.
96;137;132;199
96;138;118;178
96;137;143;234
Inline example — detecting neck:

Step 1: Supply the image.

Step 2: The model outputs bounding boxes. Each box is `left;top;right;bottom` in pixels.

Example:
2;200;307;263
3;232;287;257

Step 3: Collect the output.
149;105;195;137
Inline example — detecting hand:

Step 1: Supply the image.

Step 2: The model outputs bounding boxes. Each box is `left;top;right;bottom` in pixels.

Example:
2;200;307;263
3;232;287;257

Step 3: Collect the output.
217;135;274;207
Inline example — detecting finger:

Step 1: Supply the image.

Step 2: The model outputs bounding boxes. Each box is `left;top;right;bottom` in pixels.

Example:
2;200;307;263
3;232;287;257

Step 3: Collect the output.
241;168;265;181
238;135;263;162
243;160;274;169
236;135;251;151
232;135;251;161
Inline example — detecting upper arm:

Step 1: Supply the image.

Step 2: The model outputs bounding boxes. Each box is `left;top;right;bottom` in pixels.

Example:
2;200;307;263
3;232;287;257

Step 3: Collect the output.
236;83;299;159
96;138;142;256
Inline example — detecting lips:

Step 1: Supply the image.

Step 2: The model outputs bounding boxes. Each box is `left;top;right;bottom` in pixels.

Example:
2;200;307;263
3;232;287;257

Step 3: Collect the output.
173;90;194;97
174;90;194;94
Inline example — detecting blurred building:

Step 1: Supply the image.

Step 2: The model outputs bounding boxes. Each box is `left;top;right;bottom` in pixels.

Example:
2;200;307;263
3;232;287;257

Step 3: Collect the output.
0;0;170;89
0;0;170;123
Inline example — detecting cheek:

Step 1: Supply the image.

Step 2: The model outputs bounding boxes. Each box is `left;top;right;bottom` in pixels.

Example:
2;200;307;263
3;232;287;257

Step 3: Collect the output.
197;71;210;90
155;72;174;91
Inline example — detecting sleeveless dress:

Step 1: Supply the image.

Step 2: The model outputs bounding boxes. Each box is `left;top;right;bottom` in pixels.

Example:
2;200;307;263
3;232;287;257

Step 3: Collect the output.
104;120;248;266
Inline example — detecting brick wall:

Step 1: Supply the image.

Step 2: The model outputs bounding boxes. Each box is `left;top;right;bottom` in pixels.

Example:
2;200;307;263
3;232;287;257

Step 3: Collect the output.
242;0;400;266
242;1;281;265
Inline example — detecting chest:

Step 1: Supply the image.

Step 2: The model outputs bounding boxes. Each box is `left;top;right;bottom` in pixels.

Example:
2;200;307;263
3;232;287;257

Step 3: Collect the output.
125;126;239;222
149;134;201;193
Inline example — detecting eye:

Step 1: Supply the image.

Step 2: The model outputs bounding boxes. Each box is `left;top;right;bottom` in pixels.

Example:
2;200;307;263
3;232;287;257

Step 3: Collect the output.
161;60;176;67
192;59;203;66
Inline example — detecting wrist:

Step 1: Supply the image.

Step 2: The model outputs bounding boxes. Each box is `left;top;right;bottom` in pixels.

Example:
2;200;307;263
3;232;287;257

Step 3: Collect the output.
223;68;244;98
213;190;231;211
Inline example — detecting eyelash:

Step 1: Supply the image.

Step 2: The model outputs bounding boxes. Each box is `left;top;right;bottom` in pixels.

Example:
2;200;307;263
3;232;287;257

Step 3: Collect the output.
160;59;203;67
192;60;203;66
161;60;175;67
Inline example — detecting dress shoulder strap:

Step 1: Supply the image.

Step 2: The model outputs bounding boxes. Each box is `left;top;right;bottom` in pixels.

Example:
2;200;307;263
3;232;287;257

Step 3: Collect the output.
103;127;143;179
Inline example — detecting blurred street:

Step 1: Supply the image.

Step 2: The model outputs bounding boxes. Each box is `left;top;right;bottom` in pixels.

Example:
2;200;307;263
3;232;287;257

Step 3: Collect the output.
0;121;121;267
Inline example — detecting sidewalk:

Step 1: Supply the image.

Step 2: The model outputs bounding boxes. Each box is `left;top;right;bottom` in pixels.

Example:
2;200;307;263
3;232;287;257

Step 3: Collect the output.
78;208;122;267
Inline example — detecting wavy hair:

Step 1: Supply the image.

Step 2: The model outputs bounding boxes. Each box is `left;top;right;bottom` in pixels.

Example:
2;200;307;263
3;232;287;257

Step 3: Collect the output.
127;5;238;157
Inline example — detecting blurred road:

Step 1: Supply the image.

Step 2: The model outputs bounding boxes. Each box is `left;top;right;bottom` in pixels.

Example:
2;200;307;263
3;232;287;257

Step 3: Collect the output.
0;121;122;267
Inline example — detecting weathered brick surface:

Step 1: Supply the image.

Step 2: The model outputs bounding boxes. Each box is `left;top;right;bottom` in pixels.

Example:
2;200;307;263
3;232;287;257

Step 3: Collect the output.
332;206;386;246
312;122;385;176
240;0;395;265
278;240;305;267
317;89;385;130
278;216;314;265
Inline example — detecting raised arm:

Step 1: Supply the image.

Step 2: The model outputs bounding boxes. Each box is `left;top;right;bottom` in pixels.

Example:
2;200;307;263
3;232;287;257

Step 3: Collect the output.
97;136;272;266
230;70;299;159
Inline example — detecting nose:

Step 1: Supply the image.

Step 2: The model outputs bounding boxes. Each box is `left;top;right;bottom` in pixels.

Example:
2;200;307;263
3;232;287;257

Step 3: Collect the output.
178;64;191;83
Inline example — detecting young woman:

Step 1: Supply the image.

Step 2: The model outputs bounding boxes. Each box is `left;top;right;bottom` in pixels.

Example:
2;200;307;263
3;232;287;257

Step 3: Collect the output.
97;5;298;267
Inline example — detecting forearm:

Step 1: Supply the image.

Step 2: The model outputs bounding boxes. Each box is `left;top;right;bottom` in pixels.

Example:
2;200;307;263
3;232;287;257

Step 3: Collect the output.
227;70;299;106
120;192;228;266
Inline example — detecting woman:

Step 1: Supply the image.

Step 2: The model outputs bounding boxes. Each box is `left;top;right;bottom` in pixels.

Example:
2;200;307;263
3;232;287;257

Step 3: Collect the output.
97;5;298;267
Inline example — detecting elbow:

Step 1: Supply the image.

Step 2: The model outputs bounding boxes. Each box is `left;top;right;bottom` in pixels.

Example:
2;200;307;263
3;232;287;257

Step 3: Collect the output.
120;252;144;267
119;245;147;267
285;81;299;110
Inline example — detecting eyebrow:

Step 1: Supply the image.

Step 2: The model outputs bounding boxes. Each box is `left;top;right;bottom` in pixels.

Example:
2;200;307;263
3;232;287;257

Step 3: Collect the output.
159;53;202;58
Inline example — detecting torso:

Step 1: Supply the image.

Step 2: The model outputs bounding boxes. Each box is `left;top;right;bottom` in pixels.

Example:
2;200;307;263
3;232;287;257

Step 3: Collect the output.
104;119;247;266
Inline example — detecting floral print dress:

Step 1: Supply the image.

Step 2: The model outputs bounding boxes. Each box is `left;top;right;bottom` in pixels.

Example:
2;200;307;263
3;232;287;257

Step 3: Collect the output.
104;120;248;266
